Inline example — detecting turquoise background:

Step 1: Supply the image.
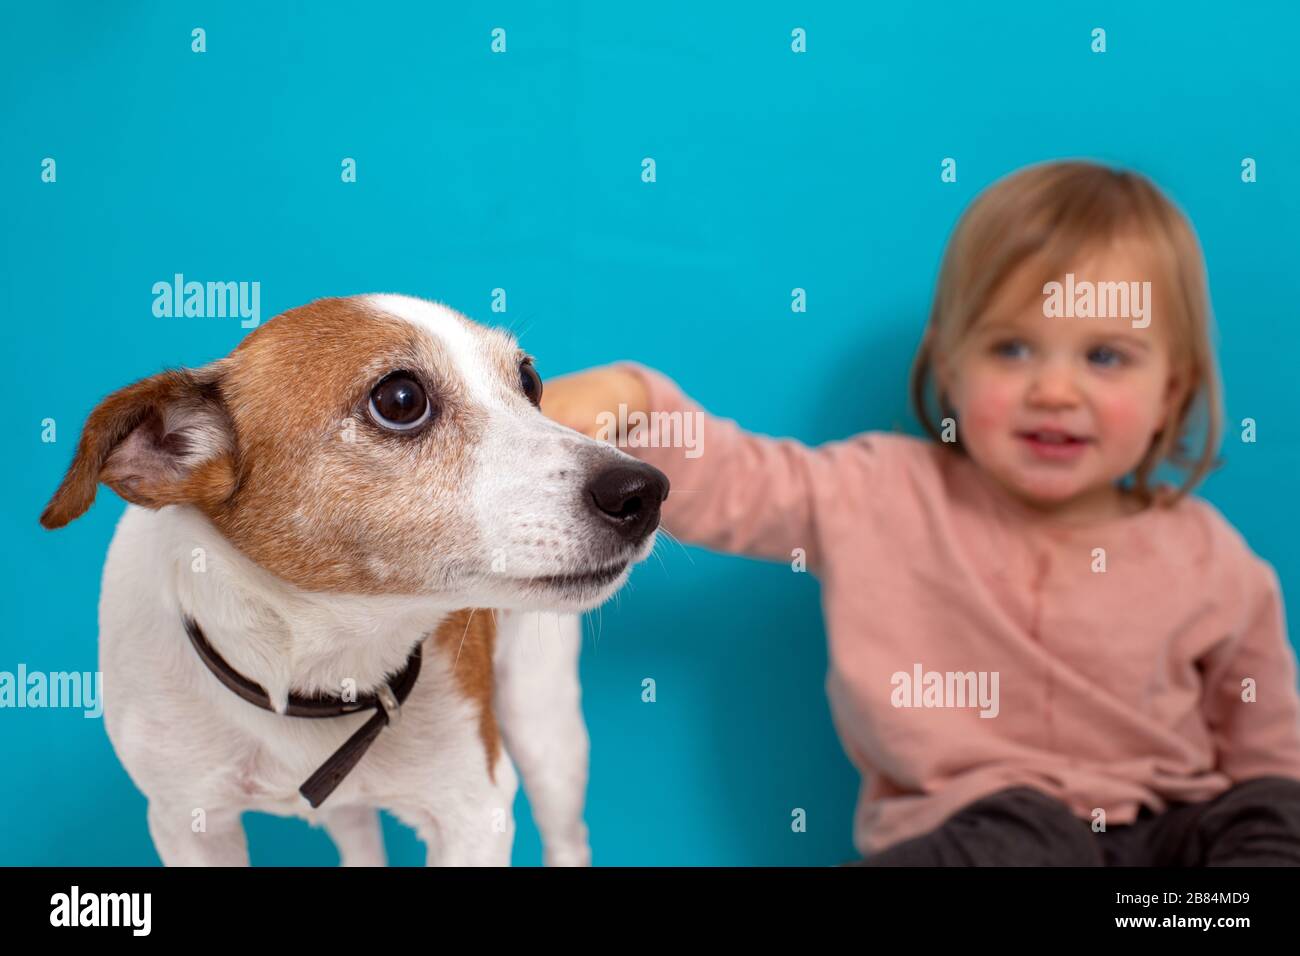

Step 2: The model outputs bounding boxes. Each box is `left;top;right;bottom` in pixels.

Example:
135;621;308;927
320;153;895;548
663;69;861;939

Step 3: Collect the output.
3;1;1297;865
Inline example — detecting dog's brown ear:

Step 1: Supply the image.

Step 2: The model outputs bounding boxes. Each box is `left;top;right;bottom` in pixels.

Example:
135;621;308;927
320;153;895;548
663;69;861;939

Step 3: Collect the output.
40;363;239;529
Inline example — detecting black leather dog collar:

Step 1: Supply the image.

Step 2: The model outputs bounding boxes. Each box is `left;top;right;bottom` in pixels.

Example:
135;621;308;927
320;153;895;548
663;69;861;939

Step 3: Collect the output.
181;614;423;808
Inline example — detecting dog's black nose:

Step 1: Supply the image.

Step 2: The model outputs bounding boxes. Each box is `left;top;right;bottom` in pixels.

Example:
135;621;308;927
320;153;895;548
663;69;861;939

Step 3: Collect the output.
585;463;670;542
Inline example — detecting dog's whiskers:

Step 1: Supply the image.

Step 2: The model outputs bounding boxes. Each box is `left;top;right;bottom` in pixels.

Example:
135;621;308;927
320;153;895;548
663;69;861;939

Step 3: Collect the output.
453;608;477;670
657;527;694;566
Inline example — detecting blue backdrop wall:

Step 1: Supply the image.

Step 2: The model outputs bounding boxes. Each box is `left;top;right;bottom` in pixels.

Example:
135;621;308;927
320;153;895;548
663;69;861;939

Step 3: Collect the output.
3;1;1297;864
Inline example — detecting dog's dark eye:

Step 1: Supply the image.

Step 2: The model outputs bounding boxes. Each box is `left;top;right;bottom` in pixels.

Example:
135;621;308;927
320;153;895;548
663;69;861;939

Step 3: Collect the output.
369;372;432;431
520;359;542;407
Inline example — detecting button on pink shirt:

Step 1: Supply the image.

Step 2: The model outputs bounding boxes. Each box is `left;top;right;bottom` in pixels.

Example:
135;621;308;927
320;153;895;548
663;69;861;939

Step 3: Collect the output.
620;364;1300;856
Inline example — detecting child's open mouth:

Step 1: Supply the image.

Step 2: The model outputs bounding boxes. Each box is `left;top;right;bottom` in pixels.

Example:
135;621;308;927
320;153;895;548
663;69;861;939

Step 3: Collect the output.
1016;429;1093;461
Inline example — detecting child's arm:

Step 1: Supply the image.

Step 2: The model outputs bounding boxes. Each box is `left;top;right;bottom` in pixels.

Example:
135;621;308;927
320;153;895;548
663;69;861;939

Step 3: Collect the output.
1200;558;1300;783
542;362;880;570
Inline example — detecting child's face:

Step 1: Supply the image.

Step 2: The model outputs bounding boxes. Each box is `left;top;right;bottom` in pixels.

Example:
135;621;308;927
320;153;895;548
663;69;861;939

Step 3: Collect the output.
940;240;1181;515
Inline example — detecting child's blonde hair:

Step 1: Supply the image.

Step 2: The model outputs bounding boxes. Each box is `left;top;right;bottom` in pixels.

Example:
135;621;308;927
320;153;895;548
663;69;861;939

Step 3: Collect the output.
909;159;1223;504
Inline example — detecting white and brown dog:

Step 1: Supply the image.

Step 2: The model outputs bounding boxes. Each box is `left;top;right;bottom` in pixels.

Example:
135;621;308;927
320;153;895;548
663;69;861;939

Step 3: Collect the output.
40;293;667;866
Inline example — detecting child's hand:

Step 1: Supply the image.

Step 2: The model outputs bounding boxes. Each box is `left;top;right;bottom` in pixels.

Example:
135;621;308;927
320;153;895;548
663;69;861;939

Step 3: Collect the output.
541;366;648;439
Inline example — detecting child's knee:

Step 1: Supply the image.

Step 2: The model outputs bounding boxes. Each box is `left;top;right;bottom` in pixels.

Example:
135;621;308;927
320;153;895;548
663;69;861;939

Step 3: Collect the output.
949;786;1101;865
1215;775;1300;815
1192;776;1300;865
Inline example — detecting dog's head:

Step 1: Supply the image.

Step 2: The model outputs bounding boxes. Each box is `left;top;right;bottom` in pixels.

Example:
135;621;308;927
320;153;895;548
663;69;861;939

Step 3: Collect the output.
40;294;668;611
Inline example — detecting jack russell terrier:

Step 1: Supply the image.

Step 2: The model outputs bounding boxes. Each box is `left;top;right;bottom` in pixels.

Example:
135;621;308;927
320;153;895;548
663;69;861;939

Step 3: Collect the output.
39;293;668;866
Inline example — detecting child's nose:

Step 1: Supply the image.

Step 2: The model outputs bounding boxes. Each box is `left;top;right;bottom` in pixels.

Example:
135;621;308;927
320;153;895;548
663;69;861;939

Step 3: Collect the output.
1026;359;1081;407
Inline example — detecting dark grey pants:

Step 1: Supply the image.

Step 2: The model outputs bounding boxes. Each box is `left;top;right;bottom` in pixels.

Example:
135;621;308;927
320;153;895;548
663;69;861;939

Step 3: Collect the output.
853;776;1300;866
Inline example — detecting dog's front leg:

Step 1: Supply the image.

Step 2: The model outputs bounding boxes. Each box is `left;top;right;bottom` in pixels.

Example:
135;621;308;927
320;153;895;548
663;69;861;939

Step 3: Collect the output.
493;610;592;866
392;802;515;866
320;805;386;866
147;802;250;866
424;821;515;867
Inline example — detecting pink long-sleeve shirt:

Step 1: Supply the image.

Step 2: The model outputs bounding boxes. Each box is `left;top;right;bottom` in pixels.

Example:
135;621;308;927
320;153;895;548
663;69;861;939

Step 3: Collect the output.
619;363;1300;856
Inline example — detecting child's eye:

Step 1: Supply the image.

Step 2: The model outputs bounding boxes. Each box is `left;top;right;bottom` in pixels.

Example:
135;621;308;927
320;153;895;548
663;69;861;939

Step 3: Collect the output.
1088;345;1128;368
991;339;1029;360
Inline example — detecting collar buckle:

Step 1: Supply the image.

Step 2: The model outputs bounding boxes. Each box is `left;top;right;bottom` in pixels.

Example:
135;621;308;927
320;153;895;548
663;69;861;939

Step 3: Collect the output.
375;683;401;728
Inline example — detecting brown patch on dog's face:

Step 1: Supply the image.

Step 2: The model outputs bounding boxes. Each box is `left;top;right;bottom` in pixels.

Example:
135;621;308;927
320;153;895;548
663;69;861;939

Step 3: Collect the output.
205;296;490;594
